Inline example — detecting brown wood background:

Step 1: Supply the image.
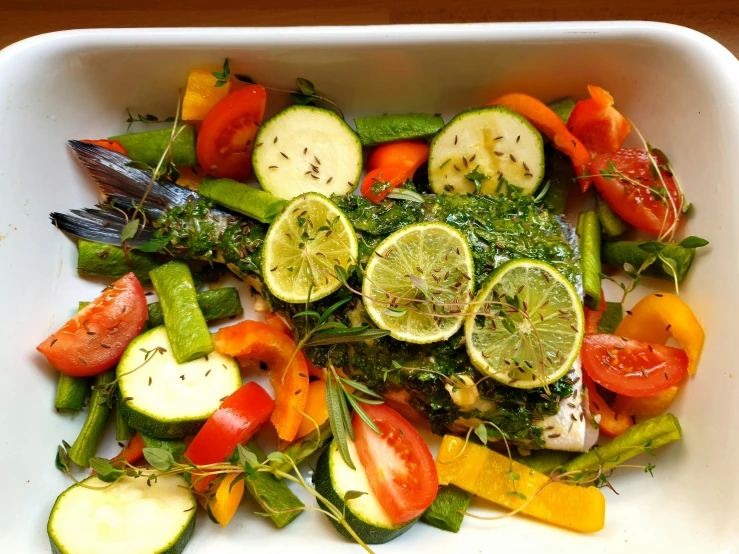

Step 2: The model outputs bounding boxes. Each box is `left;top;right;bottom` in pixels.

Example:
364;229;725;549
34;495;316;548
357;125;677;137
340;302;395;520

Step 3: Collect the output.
1;0;737;56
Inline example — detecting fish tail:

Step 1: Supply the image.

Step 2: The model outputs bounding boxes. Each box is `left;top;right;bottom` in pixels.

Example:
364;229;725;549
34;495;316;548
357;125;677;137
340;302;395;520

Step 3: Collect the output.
50;206;155;247
67;140;199;214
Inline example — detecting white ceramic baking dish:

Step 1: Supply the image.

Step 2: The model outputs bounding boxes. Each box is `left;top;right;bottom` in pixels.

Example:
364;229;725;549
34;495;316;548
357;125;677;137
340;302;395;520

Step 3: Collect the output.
0;22;737;553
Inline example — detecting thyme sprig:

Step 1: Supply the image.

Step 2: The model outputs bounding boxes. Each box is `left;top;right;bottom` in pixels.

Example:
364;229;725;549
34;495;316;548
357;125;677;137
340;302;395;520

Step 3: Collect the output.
327;263;552;391
125;109;175;132
235;74;344;119
64;446;376;553
90;346;167;406
575;126;708;302
120;93;185;260
212;58;231;87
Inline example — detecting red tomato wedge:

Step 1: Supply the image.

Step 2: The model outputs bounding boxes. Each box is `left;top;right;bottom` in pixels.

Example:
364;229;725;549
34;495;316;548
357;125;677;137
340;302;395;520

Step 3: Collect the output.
567;85;632;154
37;273;147;376
197;84;267;181
581;334;689;397
185;382;274;493
214;320;309;442
590;148;681;236
353;403;438;524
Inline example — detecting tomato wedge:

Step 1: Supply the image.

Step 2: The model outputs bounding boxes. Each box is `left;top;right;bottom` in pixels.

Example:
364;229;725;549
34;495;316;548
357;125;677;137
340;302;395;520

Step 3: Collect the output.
37;273;147;376
197;84;267;181
590;148;681;236
185;381;274;493
353;403;438;524
581;334;688;397
567;85;631;154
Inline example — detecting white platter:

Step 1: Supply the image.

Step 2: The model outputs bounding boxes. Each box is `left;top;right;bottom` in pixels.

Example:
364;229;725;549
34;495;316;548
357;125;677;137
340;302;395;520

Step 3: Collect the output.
0;22;738;553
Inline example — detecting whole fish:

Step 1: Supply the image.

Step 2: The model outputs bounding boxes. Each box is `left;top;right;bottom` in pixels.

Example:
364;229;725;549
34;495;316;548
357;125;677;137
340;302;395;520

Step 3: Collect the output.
52;141;266;280
52;141;597;452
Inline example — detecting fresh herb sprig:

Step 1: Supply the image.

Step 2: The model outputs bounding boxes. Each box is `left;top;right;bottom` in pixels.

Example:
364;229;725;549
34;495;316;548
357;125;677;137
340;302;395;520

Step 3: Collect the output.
90;346;167;406
119;94;186;259
601;235;709;302
235;74;344;119
125;109;175;132
212;58;231;88
289;296;388;469
66;445;376;553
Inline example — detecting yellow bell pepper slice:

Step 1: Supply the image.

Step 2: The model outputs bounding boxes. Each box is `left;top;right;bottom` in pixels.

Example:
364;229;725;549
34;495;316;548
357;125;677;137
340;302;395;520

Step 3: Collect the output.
616;292;704;374
436;435;605;533
208;473;245;527
182;68;232;121
612;386;680;417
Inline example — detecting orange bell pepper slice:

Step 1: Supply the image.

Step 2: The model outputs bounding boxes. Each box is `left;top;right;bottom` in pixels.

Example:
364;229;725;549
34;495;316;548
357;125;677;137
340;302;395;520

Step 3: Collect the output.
107;433;145;469
612;386;680;418
583;290;606;334
366;140;430;172
583;374;634;438
175;166;206;191
616;293;704;375
214;320;309;442
295;379;329;439
81;139;128;156
489;93;592;170
361;141;430;204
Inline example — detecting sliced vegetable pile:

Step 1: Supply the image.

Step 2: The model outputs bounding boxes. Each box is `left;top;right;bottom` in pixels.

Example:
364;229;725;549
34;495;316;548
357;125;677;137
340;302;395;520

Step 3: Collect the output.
41;60;709;554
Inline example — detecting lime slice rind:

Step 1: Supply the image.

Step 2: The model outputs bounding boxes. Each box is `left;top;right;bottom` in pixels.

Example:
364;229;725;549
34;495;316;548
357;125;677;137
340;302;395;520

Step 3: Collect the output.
362;222;475;344
262;193;358;303
464;259;584;389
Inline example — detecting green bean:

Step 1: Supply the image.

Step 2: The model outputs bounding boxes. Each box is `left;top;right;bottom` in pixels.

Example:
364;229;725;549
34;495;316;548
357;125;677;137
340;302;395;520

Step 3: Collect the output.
149;261;214;363
577;210;602;309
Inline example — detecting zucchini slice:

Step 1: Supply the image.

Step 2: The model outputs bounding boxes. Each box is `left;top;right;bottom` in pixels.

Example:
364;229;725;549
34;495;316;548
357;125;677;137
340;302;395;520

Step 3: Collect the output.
48;475;195;554
428;106;545;196
253;105;362;199
313;438;416;544
117;326;241;438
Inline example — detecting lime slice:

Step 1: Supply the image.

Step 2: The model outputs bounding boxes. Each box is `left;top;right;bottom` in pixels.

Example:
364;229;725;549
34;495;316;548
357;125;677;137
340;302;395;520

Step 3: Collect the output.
465;259;584;388
262;192;358;303
363;222;475;343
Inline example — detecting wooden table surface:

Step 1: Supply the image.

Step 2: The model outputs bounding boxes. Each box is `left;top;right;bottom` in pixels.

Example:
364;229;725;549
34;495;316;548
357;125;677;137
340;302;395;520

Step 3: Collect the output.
2;0;738;56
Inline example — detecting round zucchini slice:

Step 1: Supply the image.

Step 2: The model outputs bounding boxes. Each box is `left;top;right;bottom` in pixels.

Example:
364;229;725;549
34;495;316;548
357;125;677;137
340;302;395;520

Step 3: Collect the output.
117;326;241;438
428;106;545;196
253;105;362;199
48;475;196;554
